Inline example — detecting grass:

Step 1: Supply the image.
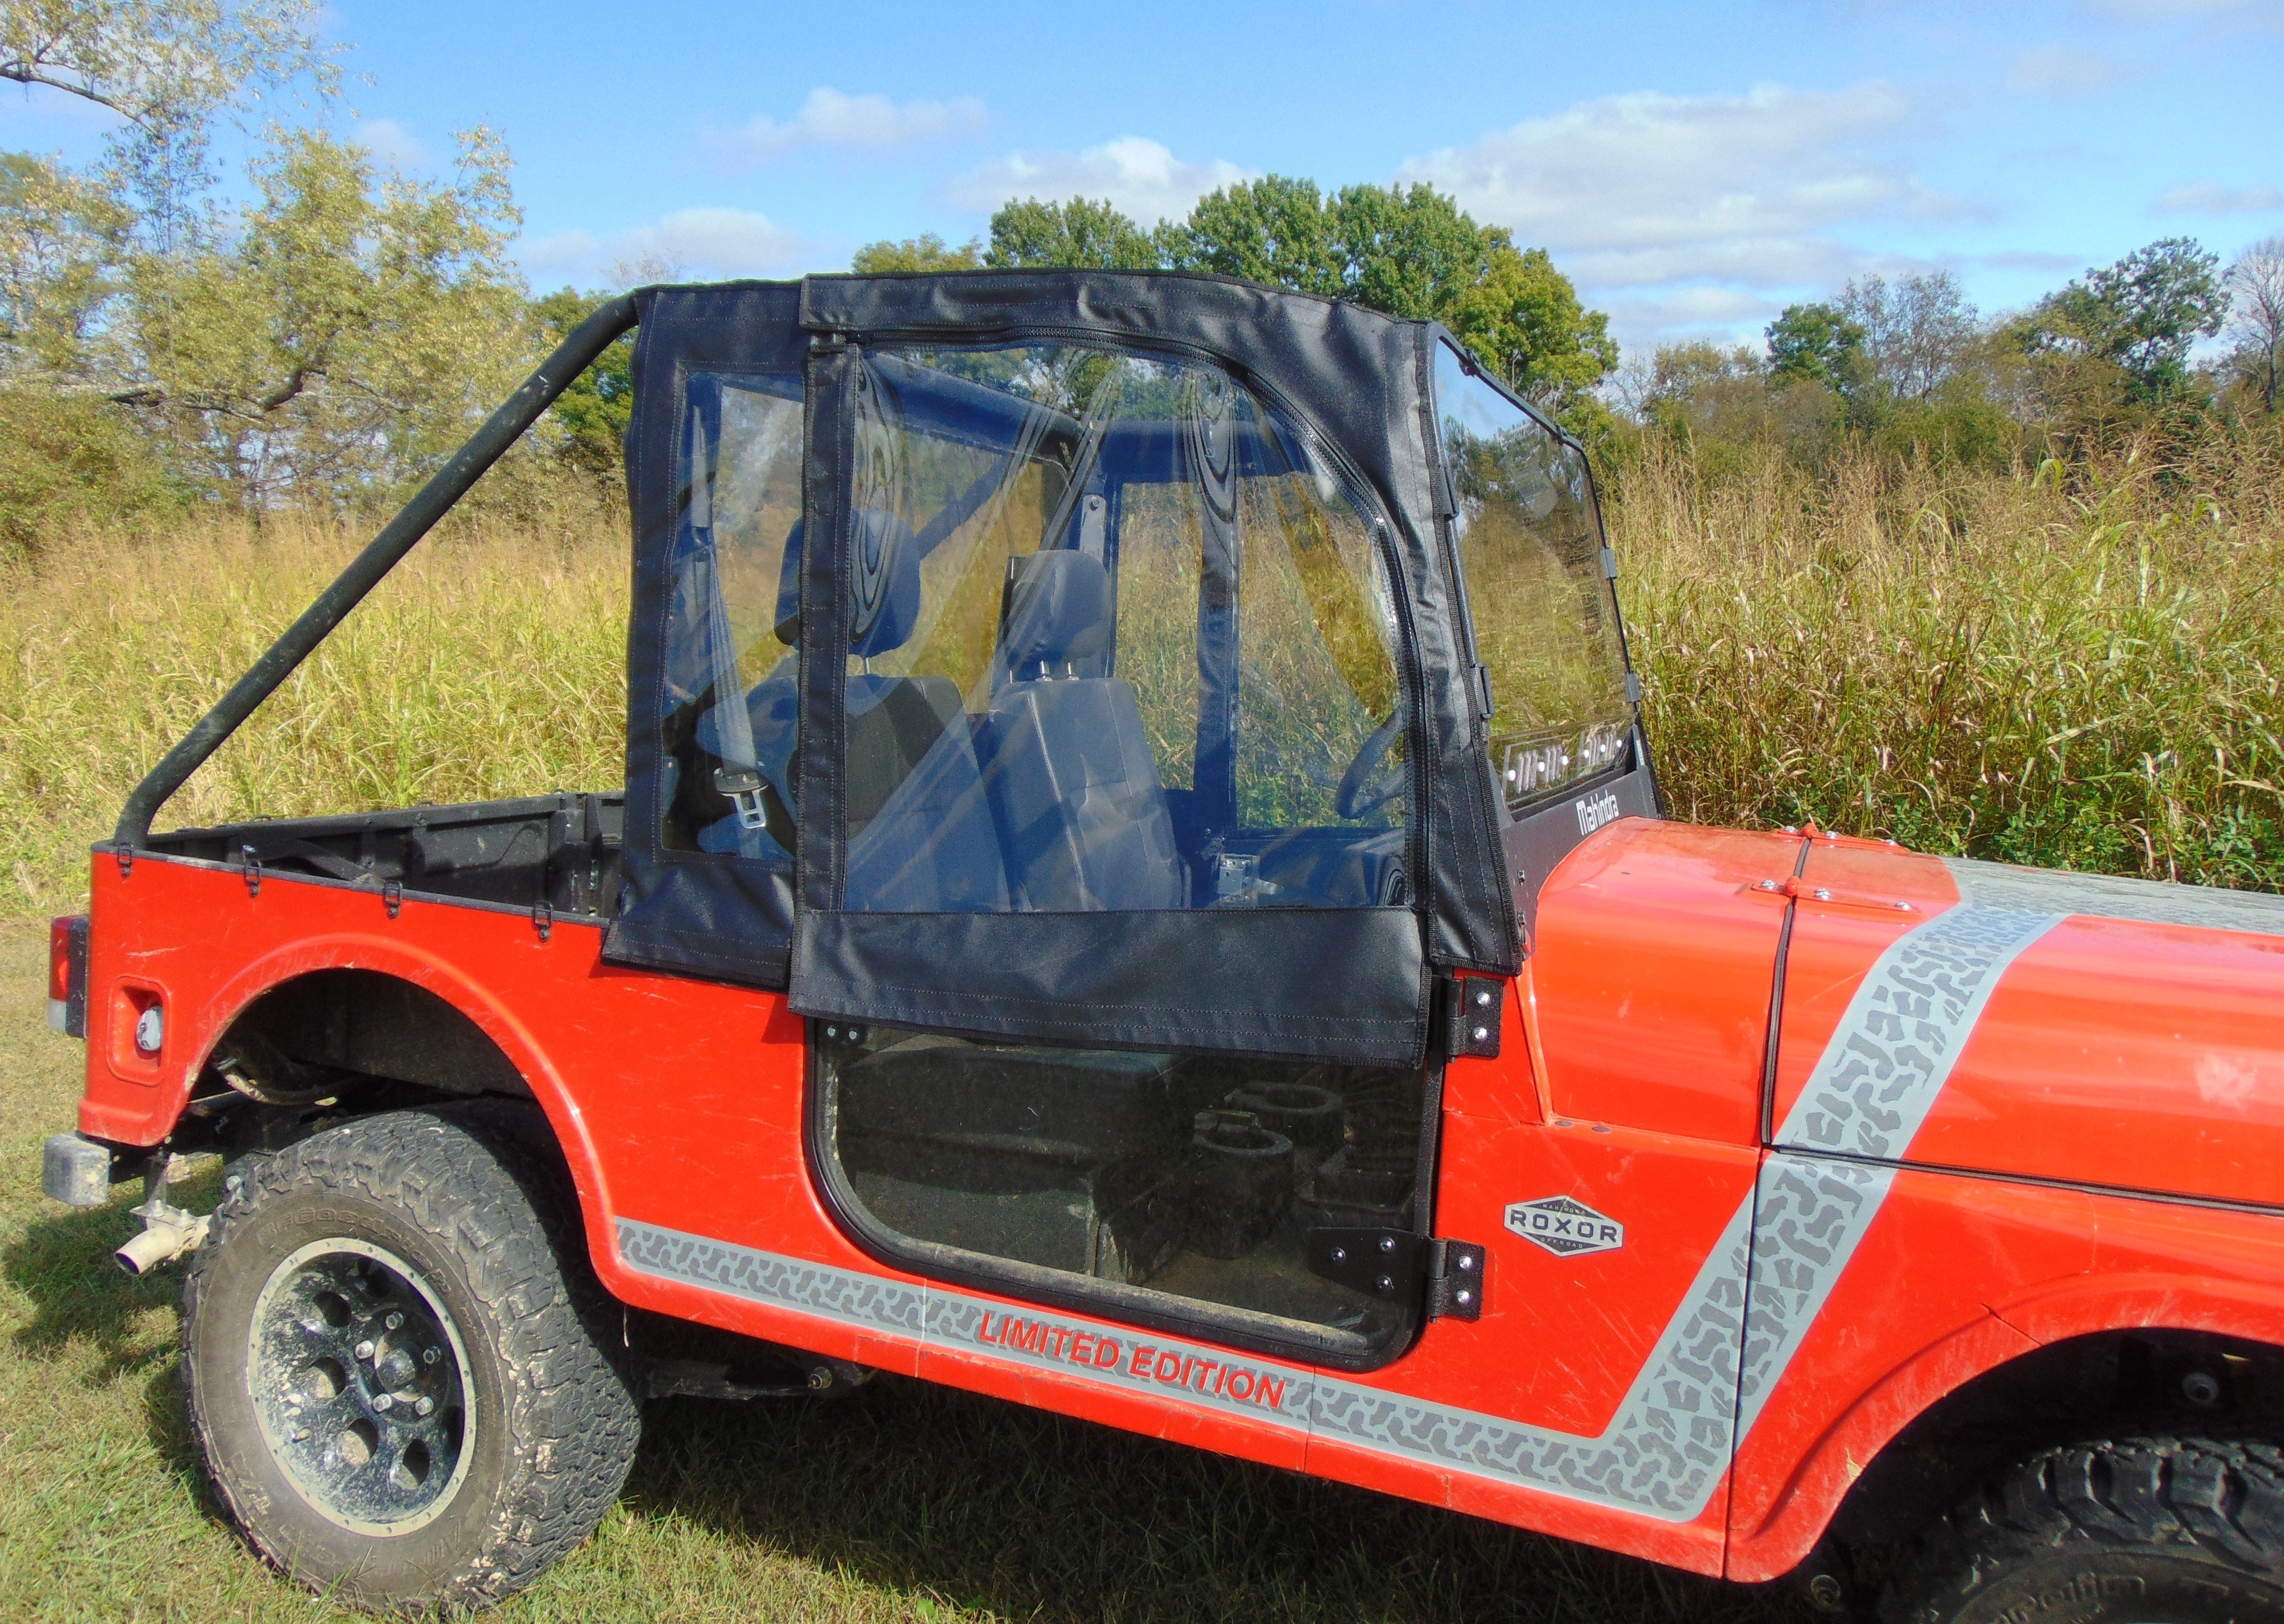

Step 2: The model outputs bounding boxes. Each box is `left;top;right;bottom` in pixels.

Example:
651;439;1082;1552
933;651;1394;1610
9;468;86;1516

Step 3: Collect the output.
1613;434;2284;888
0;925;1809;1622
4;434;2282;923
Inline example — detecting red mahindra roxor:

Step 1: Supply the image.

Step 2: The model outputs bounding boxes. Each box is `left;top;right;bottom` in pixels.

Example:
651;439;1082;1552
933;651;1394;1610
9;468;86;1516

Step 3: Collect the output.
39;272;2284;1622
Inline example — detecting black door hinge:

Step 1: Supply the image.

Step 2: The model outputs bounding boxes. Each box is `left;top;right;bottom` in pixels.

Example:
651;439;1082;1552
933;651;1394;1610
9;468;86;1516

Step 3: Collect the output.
238;843;261;897
1428;1239;1487;1321
383;879;403;919
1443;976;1503;1059
1306;1228;1487;1321
533;899;554;943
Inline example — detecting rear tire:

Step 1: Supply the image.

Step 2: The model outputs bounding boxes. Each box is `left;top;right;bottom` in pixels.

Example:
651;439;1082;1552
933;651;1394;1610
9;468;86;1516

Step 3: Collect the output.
1882;1433;2284;1623
182;1107;639;1612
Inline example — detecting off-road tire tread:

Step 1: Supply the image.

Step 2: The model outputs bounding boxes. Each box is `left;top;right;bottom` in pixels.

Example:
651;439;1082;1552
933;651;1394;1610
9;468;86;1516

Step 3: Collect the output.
1881;1431;2284;1624
181;1105;640;1611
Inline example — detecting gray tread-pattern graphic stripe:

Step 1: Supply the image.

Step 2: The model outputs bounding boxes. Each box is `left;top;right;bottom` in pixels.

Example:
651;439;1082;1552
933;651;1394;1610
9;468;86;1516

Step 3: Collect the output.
1946;856;2284;939
619;1209;1751;1520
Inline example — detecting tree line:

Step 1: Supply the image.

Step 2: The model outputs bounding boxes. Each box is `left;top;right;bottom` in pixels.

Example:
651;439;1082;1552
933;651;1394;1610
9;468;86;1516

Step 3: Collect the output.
0;0;2278;558
852;183;1617;418
1626;237;2282;478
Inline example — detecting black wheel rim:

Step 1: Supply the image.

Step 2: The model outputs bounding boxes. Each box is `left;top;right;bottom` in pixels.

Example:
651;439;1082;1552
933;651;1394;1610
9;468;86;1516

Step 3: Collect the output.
247;1239;475;1535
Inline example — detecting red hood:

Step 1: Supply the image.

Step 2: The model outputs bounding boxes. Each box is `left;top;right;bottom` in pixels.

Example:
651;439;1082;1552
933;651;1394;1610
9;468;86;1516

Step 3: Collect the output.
1772;840;2284;1208
1529;820;2284;1209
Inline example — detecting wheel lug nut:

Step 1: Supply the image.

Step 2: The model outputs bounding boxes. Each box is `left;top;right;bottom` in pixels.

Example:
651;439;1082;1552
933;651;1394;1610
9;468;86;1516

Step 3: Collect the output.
354;1340;374;1360
374;1394;393;1411
416;1397;435;1416
423;1347;441;1365
385;1312;403;1330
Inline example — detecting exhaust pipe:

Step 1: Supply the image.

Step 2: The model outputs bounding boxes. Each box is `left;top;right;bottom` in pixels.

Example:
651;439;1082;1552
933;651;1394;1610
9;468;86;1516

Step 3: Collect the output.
115;1213;209;1277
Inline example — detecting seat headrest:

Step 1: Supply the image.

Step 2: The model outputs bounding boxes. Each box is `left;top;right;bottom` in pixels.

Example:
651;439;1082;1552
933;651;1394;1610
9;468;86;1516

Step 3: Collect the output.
849;508;922;658
999;550;1113;680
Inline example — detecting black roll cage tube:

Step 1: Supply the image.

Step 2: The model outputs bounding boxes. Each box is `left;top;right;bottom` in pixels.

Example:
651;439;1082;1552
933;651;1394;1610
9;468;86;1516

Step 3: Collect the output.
113;294;644;849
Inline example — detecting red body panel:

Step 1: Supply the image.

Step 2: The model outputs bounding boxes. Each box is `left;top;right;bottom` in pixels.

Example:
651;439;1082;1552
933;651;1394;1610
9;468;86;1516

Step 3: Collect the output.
74;818;2284;1585
1530;821;1799;1143
1773;839;2284;1206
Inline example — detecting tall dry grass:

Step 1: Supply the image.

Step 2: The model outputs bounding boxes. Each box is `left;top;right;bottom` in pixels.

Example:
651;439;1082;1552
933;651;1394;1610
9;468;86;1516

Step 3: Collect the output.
1613;433;2284;888
0;502;627;920
2;439;2279;922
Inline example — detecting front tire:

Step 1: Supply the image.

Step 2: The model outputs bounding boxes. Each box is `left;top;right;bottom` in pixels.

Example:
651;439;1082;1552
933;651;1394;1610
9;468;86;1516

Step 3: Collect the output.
1883;1433;2284;1623
182;1107;640;1612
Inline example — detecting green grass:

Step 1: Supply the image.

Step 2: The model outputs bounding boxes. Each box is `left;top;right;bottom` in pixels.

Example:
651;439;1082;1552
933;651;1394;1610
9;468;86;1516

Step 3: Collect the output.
0;925;1810;1621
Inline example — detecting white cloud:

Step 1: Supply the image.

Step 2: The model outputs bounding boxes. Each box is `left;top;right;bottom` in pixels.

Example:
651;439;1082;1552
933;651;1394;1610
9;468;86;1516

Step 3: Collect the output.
517;208;815;286
946;137;1250;225
1395;82;1963;299
2005;44;2134;95
2154;180;2284;213
352;117;430;172
711;87;987;168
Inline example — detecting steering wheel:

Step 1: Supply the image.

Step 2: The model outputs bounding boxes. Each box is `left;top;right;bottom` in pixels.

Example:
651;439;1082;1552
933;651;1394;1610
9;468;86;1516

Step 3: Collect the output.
1335;710;1408;821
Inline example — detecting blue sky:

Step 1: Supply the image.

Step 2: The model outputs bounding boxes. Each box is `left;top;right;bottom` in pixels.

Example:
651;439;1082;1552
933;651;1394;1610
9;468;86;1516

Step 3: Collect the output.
5;0;2281;355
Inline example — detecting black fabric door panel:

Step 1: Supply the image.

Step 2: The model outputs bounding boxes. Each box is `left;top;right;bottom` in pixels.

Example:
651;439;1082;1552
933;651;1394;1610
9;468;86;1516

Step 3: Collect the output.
790;907;1427;1066
606;281;810;990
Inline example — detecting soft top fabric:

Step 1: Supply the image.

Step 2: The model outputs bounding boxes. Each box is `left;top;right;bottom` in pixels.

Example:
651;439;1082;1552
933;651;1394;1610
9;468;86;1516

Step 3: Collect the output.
609;273;1534;1019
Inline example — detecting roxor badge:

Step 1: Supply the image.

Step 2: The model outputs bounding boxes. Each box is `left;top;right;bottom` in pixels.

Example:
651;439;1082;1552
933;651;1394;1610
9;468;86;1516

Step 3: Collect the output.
1506;1195;1625;1257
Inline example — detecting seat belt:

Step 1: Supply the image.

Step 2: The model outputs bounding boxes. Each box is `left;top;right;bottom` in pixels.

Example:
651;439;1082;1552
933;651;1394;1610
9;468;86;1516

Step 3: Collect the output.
689;411;771;857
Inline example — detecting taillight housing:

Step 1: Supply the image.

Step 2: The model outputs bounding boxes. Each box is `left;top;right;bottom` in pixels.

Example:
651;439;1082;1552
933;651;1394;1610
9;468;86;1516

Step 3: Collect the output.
48;915;88;1037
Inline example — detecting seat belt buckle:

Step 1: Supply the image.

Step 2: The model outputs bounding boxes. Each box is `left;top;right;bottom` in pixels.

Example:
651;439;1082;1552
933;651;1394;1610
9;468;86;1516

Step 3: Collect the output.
712;767;770;831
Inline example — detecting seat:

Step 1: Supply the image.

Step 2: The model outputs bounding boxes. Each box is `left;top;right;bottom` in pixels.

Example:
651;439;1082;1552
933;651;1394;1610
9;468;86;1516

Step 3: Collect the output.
839;509;1009;911
980;551;1186;911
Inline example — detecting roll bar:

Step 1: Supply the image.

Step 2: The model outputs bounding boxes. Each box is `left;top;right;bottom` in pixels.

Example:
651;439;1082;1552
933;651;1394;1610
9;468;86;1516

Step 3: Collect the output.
113;294;643;847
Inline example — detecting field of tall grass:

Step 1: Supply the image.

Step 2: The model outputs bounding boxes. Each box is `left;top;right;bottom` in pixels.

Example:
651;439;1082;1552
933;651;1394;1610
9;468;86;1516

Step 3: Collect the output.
1;436;2279;923
1615;433;2284;889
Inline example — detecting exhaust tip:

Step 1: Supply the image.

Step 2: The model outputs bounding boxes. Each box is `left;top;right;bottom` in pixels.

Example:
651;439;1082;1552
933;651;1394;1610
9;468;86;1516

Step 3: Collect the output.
115;1215;208;1277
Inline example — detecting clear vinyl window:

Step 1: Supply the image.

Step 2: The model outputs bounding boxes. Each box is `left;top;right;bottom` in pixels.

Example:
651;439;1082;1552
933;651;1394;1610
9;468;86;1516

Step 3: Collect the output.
658;373;803;858
836;342;1410;915
1431;342;1633;809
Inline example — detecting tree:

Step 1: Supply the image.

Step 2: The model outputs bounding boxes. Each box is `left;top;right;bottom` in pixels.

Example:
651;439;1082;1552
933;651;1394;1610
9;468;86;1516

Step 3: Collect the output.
1160;175;1343;296
1766;302;1867;394
123;126;532;507
1323;182;1486;321
1837;271;1979;402
532;286;632;476
0;150;125;377
985;197;1158;270
1447;239;1616;414
1164;177;1616;411
2022;237;2228;404
0;0;335;251
850;232;980;274
2225;234;2284;415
